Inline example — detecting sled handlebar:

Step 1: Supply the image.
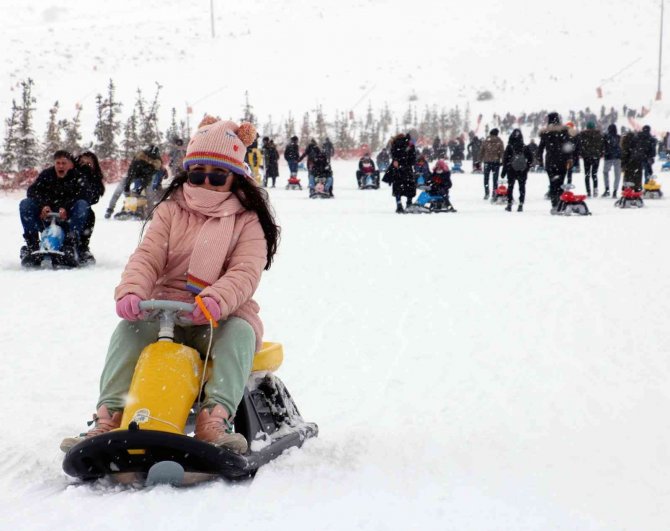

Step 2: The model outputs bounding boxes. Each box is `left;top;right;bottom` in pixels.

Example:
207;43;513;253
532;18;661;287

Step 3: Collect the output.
138;300;195;314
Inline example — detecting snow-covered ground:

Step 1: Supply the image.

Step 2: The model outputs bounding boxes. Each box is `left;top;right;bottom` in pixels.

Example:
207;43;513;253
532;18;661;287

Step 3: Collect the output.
1;161;670;530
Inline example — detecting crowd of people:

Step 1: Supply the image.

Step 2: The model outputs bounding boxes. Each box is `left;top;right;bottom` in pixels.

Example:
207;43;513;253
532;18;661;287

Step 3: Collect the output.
17;110;669;265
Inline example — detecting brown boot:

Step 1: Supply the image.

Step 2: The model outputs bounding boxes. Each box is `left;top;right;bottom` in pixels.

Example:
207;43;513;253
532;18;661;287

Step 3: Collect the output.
60;405;122;453
195;404;248;454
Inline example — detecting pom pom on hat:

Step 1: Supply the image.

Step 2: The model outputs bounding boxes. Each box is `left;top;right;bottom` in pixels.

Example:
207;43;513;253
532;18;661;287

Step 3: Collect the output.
236;122;257;147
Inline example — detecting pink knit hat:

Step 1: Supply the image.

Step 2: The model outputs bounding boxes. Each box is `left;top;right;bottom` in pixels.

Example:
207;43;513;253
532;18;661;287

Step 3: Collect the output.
183;117;257;177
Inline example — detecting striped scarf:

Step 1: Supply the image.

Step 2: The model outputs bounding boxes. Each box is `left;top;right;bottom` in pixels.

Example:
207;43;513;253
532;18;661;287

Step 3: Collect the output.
174;184;245;294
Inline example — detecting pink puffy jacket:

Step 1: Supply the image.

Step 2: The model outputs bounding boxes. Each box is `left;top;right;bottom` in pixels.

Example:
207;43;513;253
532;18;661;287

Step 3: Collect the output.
114;198;267;351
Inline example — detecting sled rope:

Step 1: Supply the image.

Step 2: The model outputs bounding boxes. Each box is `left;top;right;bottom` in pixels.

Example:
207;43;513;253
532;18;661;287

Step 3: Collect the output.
197;310;214;411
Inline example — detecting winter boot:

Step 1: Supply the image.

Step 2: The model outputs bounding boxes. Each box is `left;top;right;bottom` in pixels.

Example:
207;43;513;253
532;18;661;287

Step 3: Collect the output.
505;203;512;212
517;203;524;212
602;189;610;198
20;232;40;267
395;204;404;214
60;405;122;452
612;191;618;199
484;191;490;200
104;207;113;219
194;404;248;454
61;232;79;267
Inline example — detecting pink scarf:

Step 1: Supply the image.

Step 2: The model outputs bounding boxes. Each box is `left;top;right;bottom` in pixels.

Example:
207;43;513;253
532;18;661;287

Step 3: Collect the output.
174;184;246;294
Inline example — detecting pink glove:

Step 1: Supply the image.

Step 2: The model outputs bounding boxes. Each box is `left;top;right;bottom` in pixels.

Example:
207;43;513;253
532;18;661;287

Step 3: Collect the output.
189;296;222;325
116;294;143;321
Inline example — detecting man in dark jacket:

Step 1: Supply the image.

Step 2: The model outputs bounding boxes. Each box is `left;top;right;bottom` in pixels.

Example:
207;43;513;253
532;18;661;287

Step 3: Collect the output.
537;113;575;210
637;125;657;183
603;124;622;197
577;122;604;197
19;150;93;264
284;136;301;177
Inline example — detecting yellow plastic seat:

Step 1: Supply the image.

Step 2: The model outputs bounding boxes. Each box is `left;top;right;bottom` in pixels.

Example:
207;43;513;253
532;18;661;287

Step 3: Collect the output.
252;342;283;372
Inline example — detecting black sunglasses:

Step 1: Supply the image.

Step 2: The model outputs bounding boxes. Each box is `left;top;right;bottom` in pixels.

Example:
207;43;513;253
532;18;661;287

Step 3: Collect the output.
187;170;231;186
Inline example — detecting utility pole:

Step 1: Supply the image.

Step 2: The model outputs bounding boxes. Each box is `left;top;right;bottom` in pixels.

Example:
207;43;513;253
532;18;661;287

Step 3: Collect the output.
210;0;215;38
657;0;664;100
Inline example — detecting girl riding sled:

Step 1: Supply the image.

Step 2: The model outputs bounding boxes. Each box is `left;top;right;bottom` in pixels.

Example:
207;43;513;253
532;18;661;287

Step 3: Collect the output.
61;116;280;455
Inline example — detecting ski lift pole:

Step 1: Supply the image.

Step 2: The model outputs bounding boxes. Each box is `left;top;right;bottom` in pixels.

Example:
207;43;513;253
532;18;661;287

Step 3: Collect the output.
658;0;665;100
210;0;215;38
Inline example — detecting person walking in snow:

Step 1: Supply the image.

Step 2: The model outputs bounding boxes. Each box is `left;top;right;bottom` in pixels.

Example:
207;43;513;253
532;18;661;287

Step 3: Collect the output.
60;116;280;456
284;135;301;178
577;121;604;197
264;139;280;188
602;124;622;198
500;129;533;212
382;133;417;213
537;112;575;211
480;128;505;199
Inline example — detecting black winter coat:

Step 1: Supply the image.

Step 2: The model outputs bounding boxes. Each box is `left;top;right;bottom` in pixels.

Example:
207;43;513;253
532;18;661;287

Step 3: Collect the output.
265;146;280;178
27;167;82;210
284;143;300;162
311;153;332;178
577;129;604;159
427;170;452;195
500;144;533;179
75;165;105;205
537;124;574;175
125;152;162;193
603;131;622;160
636;131;658;159
383;135;417;197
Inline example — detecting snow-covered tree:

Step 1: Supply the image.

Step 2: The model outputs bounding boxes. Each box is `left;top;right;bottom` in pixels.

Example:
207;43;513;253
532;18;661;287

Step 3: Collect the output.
62;104;82;154
93;79;122;159
42;101;61;164
299;112;311;145
314;106;327;143
284;113;296;139
242;91;255;124
122;110;140;159
16;79;39;171
136;84;162;149
0;100;19;172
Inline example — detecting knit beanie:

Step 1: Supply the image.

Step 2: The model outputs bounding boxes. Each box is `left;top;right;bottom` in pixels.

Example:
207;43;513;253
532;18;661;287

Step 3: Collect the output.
183;117;257;176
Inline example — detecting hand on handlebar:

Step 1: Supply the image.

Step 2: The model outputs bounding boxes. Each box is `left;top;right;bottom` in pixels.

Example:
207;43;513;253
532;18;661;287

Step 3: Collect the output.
116;294;144;321
186;296;221;325
58;207;68;220
40;206;52;220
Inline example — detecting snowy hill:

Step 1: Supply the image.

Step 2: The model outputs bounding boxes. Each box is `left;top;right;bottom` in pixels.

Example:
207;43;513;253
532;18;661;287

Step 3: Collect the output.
2;0;668;136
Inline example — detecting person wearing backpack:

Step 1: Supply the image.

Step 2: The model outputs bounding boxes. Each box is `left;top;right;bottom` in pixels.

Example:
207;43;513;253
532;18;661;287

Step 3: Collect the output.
602;124;622;198
500;129;533;212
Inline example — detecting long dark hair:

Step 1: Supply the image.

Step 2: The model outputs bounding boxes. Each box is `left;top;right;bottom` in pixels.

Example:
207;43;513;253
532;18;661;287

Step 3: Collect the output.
143;172;280;270
76;150;106;192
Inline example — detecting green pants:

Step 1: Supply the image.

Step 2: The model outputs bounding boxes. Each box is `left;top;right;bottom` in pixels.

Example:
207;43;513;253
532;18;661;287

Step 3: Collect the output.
98;317;256;417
